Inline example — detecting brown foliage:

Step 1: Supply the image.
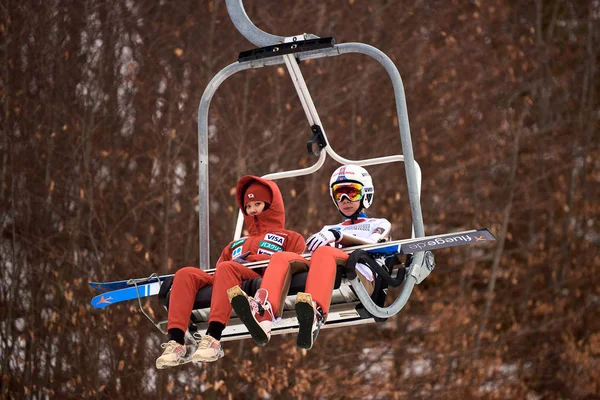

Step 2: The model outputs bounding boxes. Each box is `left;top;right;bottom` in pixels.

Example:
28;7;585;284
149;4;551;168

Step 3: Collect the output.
1;0;598;399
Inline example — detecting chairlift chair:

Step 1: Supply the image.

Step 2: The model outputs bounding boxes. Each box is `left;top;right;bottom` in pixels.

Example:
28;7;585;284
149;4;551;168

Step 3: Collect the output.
174;0;429;342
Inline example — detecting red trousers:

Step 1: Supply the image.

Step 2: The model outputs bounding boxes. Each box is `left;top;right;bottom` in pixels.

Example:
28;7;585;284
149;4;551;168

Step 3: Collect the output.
168;248;370;331
260;247;349;317
167;262;261;332
305;246;349;316
260;252;309;316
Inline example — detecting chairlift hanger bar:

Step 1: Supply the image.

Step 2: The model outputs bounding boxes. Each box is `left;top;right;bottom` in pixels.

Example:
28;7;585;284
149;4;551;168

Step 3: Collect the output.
280;41;331;157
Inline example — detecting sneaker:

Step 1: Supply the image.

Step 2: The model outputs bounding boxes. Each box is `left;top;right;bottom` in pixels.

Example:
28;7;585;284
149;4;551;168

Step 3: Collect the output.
191;335;224;363
295;292;325;350
228;286;274;346
156;340;187;369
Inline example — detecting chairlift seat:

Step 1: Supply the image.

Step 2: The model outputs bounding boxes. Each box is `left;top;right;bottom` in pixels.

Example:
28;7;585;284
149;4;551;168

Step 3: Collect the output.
157;263;391;342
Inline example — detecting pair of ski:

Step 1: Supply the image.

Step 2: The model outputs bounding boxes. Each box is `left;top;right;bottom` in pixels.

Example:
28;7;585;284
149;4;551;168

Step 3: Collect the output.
90;228;496;309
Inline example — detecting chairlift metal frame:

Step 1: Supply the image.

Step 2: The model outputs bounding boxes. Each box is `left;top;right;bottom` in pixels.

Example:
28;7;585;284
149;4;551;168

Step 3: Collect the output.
157;0;431;342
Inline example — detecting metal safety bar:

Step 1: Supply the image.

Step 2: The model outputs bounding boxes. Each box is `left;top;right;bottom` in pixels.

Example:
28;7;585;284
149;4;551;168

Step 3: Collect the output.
197;0;426;319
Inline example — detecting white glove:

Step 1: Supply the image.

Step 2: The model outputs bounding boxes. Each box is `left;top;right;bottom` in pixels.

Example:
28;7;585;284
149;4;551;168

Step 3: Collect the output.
306;229;341;252
232;251;251;264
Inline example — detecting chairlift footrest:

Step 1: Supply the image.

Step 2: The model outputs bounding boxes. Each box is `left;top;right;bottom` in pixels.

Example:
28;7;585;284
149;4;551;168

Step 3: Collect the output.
238;37;335;62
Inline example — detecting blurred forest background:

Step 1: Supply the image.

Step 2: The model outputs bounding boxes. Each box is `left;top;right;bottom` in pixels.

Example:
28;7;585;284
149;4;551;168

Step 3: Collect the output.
1;0;599;399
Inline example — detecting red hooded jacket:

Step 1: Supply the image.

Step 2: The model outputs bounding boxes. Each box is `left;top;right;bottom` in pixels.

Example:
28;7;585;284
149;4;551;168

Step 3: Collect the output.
216;176;305;265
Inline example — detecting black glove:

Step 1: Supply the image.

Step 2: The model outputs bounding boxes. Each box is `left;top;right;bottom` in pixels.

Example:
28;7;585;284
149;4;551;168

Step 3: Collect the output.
232;251;251;264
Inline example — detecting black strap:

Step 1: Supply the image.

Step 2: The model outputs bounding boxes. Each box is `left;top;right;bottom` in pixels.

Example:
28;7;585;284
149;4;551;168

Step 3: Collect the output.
158;276;174;307
345;250;406;288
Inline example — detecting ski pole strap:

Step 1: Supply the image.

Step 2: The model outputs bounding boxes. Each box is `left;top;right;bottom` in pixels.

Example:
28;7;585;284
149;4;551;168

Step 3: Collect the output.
132;273;166;334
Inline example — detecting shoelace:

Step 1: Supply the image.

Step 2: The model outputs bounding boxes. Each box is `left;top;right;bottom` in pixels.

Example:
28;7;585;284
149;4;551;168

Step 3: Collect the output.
161;341;183;353
314;303;325;329
191;332;215;349
249;293;276;322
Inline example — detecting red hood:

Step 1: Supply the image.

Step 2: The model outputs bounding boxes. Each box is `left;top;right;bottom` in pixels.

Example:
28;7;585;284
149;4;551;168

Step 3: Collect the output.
236;175;285;235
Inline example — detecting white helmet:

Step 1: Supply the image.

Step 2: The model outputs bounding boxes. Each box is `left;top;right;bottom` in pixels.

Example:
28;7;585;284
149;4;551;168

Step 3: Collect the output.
329;165;375;212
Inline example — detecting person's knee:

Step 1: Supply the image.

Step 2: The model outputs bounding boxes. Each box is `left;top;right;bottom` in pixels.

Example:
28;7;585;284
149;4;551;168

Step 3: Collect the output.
197;269;213;284
213;261;238;278
273;251;300;261
175;266;199;279
269;251;293;266
174;266;213;287
269;252;307;274
312;246;335;260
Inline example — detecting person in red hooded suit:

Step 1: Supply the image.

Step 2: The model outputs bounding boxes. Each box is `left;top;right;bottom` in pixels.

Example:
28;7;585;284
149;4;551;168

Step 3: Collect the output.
156;176;305;368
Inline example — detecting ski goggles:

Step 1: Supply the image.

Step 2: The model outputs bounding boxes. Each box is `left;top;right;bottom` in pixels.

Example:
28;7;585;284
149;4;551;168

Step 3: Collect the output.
332;182;363;202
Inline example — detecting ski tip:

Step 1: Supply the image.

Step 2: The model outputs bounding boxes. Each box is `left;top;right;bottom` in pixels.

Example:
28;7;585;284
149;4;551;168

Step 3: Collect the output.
91;294;114;308
89;282;111;293
475;228;497;241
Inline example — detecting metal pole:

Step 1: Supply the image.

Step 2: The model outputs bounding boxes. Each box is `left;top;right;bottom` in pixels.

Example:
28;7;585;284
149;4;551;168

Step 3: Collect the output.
335;42;425;239
225;0;284;47
197;61;252;269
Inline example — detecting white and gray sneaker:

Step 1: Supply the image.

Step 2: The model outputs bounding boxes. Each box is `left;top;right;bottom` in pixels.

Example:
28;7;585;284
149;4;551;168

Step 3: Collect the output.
156;340;187;369
295;292;325;350
191;335;224;363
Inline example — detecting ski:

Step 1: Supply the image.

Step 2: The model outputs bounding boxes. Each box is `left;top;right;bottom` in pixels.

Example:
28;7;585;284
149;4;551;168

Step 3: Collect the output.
90;275;170;293
369;227;495;255
90;281;162;309
89;228;495;305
